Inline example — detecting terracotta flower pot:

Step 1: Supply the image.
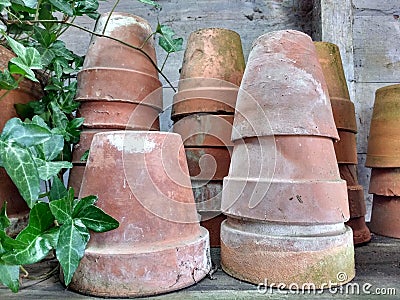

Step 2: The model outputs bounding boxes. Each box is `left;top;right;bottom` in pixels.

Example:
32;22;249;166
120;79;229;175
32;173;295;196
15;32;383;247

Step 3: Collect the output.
172;28;245;120
185;147;231;181
0;46;43;236
232;30;339;141
173;114;234;147
69;131;210;297
314;42;357;133
369;168;400;196
77;101;160;130
369;195;400;238
200;214;226;247
334;130;358;164
220;31;354;288
75;12;162;110
366;84;400;167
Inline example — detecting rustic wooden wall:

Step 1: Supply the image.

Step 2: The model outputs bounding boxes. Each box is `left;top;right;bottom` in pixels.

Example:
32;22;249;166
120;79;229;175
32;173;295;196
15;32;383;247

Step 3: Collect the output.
63;0;400;220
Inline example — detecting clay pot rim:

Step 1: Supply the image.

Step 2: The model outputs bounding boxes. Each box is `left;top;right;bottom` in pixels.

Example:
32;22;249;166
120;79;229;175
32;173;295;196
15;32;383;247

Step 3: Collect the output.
376;84;400;94
76;98;163;112
95;12;153;33
191;27;241;37
78;67;161;82
93;130;182;139
251;29;311;48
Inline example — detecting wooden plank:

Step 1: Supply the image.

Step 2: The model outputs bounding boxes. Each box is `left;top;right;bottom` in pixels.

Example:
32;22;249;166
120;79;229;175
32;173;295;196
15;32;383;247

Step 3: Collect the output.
353;0;400;15
353;16;400;83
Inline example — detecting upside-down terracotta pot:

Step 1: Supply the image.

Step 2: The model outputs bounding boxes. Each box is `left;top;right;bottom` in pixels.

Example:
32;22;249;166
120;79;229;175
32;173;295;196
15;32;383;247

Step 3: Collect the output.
369;195;400;238
369;168;400;196
69;131;211;297
221;30;354;288
366;84;400;167
232;31;339;141
0;46;43;236
172;28;245;120
339;165;371;244
334;130;358;164
314;42;357;133
75;12;162;112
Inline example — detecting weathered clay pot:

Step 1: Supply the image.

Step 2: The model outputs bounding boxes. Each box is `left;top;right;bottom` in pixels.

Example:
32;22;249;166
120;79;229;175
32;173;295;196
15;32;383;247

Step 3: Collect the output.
173;114;234;147
172;28;245;120
369;195;400;238
185;147;231;181
334;130;358;164
0;46;43;236
222;135;349;223
314;42;357;133
69;131;210;297
67;164;86;197
192;180;223;213
369;168;400;196
77;101;160;130
232;30;339;141
366;84;400;167
76;13;162;110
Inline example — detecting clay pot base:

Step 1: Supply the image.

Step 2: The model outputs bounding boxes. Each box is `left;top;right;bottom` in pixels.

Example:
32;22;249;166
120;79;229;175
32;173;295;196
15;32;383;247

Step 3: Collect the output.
345;217;371;245
369;195;400;238
220;218;355;288
68;228;211;297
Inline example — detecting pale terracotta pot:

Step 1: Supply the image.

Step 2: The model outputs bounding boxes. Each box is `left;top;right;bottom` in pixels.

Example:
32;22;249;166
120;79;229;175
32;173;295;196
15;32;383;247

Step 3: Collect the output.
334;131;358;164
314;41;357;133
172;28;245;120
0;46;43;236
369;195;400;238
69;131;210;297
369;168;400;196
232;30;339;141
173;114;234;147
366;84;400;167
77;101;160;130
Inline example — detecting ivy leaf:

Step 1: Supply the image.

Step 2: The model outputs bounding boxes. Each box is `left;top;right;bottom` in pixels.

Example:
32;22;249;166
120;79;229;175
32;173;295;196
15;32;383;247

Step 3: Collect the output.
4;35;26;58
16;202;54;244
35;159;72;180
0;140;40;208
72;195;97;218
76;205;119;233
49;177;68;201
56;219;87;286
0;202;10;231
156;24;183;53
80;150;89;162
49;101;68;129
0;0;12;7
33;26;57;48
137;0;161;8
49;188;74;224
1;117;52;148
48;0;74;16
0;70;18;90
0;262;19;293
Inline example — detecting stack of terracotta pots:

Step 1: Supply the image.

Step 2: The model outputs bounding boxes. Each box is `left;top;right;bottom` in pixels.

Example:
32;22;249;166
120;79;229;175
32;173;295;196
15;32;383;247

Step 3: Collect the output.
0;46;43;236
70;131;211;297
366;84;400;238
315;42;371;245
69;12;162;196
172;28;245;246
220;30;355;288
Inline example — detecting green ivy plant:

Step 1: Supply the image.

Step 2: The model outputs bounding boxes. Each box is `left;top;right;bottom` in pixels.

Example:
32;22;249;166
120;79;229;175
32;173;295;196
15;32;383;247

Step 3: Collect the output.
0;0;183;293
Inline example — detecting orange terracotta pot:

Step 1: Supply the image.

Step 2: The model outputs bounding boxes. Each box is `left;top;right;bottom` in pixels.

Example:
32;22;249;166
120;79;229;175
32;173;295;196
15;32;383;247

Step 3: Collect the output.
334;130;358;164
366;84;400;167
232;30;339;141
69;131;210;297
185;147;231;181
222;135;349;223
0;46;43;236
173;114;234;147
314;42;357;133
77;101;160;130
369;195;400;238
172;28;245;120
369;168;400;196
76;13;162;110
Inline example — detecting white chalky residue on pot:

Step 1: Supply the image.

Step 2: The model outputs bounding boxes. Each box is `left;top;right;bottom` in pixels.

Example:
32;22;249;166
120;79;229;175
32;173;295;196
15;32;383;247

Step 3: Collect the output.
106;133;157;153
95;14;152;37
